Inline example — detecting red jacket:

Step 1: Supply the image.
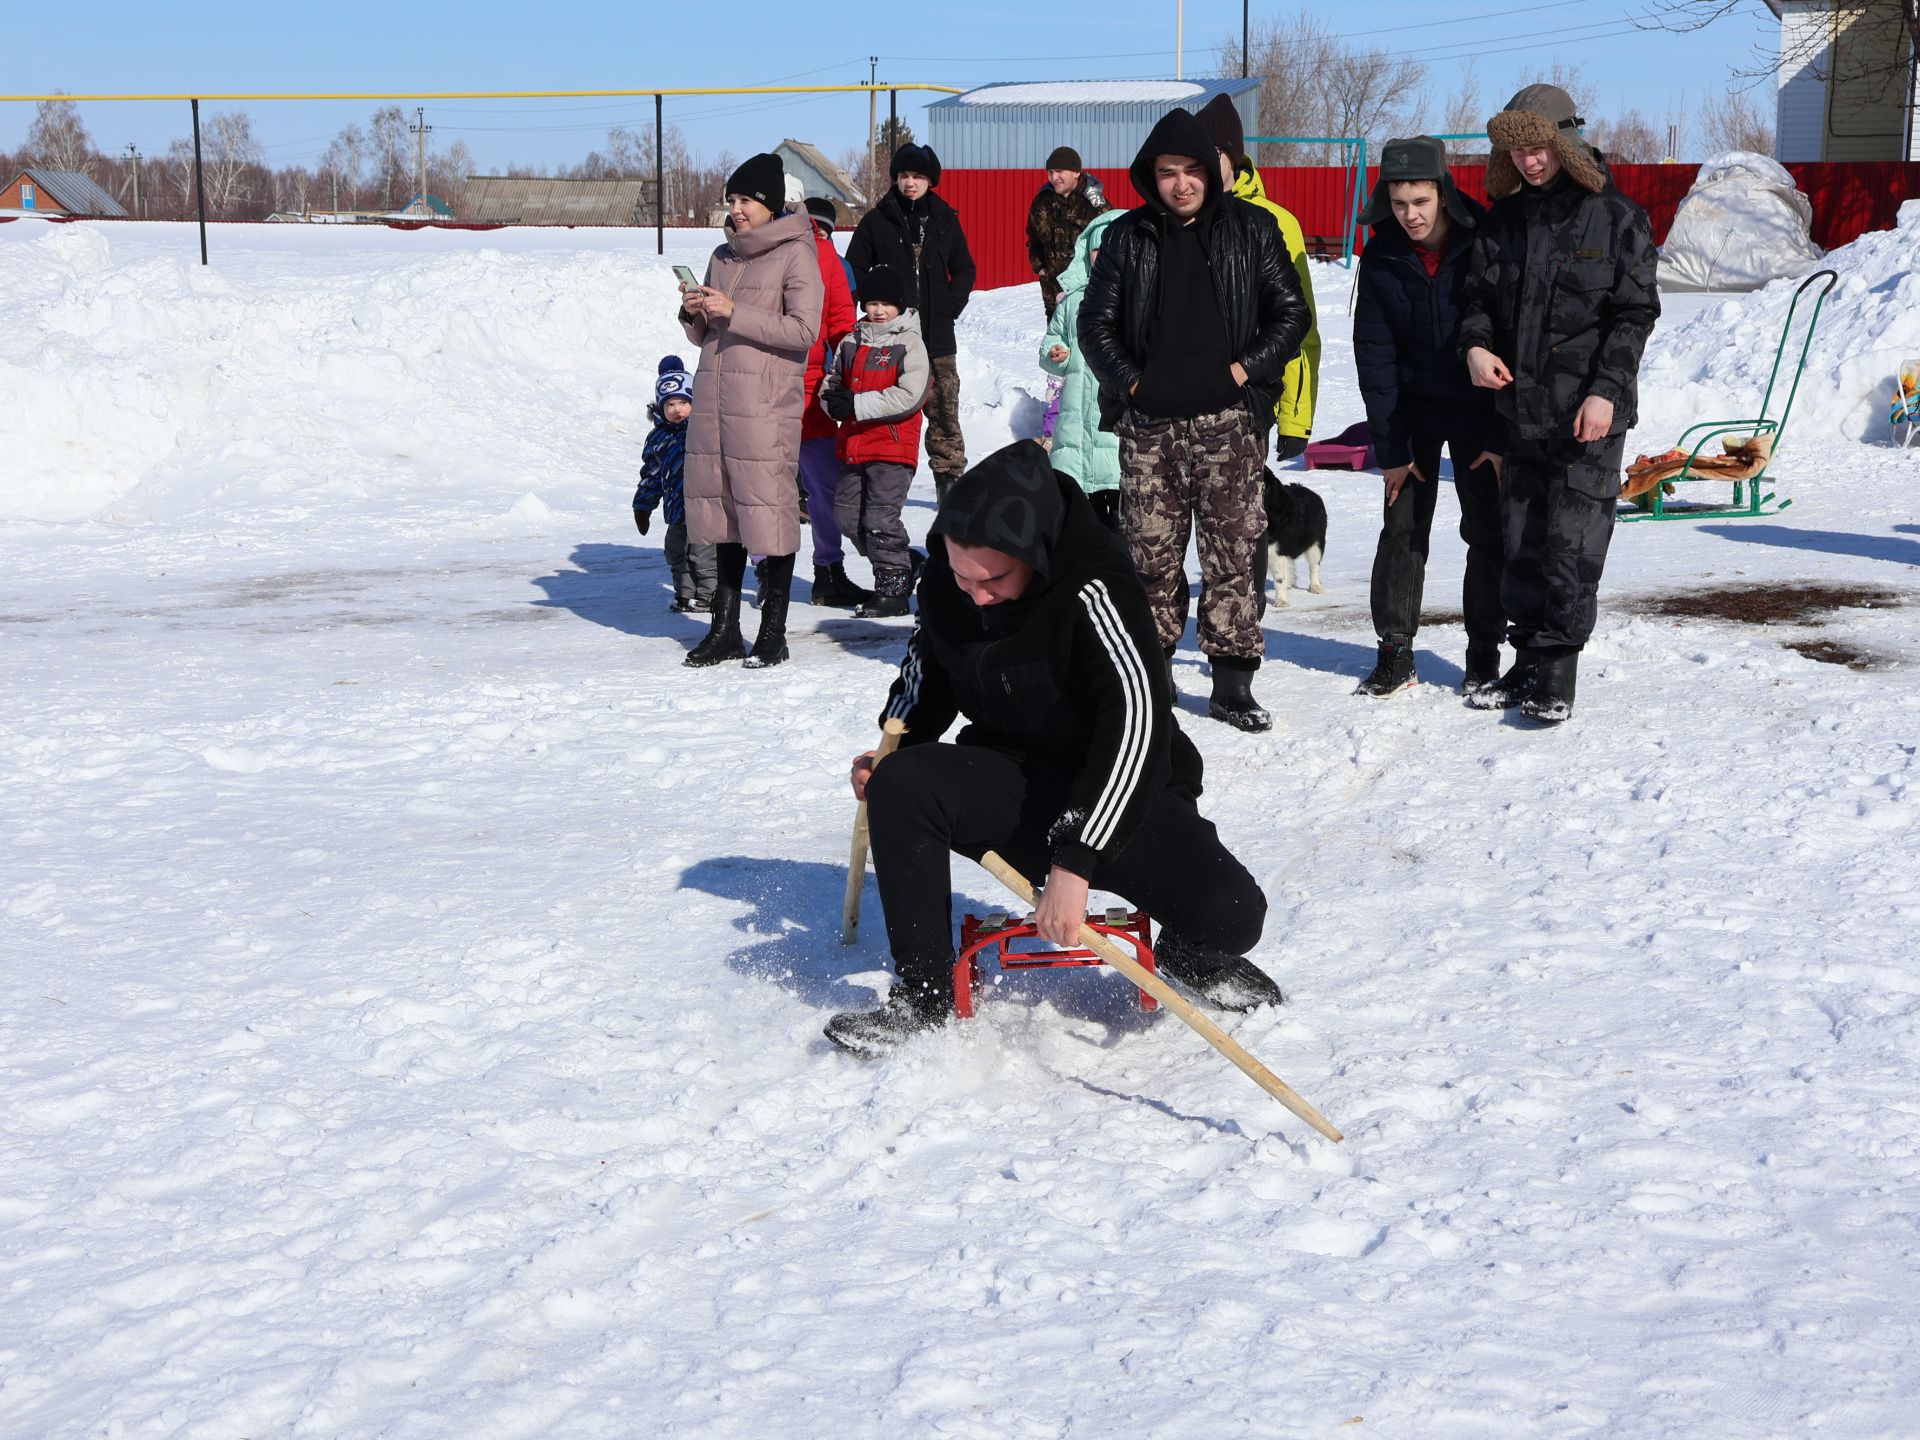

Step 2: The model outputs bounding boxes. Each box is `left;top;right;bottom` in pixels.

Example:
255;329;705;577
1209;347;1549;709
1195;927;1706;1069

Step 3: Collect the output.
802;230;857;443
824;310;931;467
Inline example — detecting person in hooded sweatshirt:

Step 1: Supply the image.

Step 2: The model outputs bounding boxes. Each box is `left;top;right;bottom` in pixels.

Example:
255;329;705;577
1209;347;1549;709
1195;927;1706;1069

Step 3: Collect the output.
1350;136;1506;700
1078;106;1312;733
825;440;1279;1054
1458;85;1658;724
847;144;977;503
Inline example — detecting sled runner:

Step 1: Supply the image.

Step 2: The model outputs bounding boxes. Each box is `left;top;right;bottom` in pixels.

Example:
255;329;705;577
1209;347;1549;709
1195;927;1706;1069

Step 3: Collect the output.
1620;268;1838;522
954;908;1159;1018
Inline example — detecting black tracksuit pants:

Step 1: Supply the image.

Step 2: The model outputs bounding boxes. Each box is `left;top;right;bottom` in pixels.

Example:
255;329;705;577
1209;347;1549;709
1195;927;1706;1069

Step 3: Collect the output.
1369;416;1505;650
864;742;1267;990
1500;433;1626;650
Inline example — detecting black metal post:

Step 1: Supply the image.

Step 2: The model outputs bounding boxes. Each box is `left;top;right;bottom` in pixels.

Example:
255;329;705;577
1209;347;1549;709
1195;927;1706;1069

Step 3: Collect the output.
888;88;897;160
191;98;208;265
655;92;665;255
1242;1;1249;78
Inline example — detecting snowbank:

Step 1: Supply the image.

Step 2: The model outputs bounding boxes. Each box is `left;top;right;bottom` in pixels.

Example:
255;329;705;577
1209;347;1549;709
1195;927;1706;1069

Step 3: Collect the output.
1639;199;1920;447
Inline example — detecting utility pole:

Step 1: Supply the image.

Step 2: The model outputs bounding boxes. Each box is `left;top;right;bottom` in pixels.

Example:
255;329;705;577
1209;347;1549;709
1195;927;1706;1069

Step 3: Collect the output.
124;143;142;218
868;56;879;207
410;107;433;215
1242;0;1249;79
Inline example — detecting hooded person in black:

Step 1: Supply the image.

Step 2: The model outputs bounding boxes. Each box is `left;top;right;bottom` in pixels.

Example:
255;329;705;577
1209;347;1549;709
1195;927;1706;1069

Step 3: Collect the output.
825;440;1278;1054
1077;107;1311;733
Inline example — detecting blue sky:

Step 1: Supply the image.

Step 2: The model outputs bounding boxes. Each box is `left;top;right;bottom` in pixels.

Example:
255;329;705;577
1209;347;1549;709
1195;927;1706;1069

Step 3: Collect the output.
7;0;1778;172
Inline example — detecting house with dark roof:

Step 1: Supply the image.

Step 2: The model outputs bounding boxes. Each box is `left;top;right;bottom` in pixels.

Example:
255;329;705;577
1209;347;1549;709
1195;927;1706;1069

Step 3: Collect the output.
1;168;129;217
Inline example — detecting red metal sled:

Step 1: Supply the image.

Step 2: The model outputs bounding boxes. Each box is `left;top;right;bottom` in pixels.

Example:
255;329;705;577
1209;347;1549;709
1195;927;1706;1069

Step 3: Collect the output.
954;908;1158;1018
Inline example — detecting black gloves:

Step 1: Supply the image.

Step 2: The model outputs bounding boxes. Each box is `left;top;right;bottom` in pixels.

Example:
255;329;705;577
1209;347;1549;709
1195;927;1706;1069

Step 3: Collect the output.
1274;435;1308;462
633;508;652;536
821;386;856;423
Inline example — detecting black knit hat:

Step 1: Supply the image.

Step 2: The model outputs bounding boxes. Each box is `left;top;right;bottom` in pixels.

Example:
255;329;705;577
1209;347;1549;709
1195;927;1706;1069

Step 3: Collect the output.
929;440;1066;580
803;195;838;232
1356;136;1477;229
890;143;942;187
1045;145;1082;172
724;153;786;211
859;264;908;311
1197;93;1245;167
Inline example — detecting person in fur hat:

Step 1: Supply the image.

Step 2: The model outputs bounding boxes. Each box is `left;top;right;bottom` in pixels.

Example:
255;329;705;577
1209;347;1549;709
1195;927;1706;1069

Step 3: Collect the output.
1457;84;1659;724
1350;136;1505;699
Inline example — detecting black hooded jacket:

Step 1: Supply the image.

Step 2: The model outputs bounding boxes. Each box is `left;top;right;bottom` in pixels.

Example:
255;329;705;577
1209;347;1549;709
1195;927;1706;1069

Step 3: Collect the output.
1077;107;1312;431
1457;157;1659;441
881;441;1204;879
1353;193;1499;468
847;188;978;359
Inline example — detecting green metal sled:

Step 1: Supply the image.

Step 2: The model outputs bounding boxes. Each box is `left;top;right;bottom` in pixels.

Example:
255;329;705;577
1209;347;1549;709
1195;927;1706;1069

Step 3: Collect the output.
1620;267;1840;523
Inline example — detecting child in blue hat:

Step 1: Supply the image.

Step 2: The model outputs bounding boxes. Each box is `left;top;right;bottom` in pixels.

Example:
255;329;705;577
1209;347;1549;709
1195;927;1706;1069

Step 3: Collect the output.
632;356;717;611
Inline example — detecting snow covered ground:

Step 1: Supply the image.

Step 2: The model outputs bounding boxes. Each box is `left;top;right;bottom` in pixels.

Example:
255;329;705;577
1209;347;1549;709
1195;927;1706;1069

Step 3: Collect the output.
3;215;1918;1439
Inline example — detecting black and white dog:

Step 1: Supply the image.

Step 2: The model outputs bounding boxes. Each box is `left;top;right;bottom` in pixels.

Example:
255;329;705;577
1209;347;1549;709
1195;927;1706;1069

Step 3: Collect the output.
1259;466;1327;611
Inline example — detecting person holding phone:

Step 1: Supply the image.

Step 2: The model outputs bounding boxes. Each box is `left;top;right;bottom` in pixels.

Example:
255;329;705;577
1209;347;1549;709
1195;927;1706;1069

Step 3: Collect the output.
677;153;824;670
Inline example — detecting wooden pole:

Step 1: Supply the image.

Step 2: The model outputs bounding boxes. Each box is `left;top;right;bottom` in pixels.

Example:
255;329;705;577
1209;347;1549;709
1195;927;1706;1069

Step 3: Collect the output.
841;718;908;944
977;851;1343;1142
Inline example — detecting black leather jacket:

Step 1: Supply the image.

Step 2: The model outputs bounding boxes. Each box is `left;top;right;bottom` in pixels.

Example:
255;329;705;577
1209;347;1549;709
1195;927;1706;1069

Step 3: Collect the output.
1078;195;1311;432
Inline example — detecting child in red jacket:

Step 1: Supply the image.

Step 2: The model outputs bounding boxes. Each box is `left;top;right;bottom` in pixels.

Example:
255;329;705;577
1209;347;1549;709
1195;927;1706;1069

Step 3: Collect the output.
818;265;932;618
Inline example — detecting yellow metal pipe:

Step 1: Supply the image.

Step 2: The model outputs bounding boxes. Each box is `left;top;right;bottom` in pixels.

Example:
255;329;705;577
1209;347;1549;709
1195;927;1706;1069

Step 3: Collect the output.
0;84;961;103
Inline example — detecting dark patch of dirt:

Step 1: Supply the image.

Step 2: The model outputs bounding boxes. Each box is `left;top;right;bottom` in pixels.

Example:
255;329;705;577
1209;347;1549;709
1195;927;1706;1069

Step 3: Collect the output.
1625;582;1907;627
1784;639;1893;671
1419;610;1465;627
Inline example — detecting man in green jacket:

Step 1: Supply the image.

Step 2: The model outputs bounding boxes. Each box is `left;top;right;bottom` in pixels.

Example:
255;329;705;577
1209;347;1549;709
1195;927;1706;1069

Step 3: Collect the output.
1199;94;1320;460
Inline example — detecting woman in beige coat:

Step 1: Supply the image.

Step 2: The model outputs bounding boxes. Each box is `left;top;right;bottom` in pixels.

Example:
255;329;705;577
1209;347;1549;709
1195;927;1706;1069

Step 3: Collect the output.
679;153;824;669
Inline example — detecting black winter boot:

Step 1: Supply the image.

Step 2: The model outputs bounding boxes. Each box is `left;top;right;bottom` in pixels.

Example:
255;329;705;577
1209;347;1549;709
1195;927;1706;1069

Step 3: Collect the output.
934;474;960;505
1163;643;1177;695
824;980;950;1054
1207;662;1272;733
1466;648;1538;710
1521;647;1578;723
1356;640;1417;697
812;562;873;609
857;565;912;618
1462;643;1502;698
683;583;746;666
1155;933;1284;1012
744;554;794;669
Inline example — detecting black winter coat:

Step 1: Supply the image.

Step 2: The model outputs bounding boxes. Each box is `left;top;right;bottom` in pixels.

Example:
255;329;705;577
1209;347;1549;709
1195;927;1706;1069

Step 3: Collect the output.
1353;197;1498;469
1078;164;1311;433
1457;164;1660;440
847;190;977;359
881;475;1204;879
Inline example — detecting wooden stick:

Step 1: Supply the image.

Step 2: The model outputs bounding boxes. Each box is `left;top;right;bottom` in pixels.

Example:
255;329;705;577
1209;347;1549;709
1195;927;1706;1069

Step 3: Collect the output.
841;718;908;944
978;851;1344;1143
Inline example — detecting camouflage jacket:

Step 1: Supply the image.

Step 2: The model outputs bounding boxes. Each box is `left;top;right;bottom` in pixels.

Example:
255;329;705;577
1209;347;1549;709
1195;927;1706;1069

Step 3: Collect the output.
1457;170;1659;440
1027;178;1108;308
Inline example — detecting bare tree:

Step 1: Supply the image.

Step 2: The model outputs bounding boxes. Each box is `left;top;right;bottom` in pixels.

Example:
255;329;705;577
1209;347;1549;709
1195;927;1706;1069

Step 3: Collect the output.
1645;0;1920;112
165;137;198;214
1325;46;1430;149
1216;13;1340;162
26;95;95;174
1699;84;1776;155
1442;60;1489;159
370;105;409;209
321;123;369;211
1590;109;1666;162
203;110;263;215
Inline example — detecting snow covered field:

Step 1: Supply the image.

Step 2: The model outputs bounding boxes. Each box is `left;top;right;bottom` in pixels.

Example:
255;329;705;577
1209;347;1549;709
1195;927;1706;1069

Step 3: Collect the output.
3;215;1918;1439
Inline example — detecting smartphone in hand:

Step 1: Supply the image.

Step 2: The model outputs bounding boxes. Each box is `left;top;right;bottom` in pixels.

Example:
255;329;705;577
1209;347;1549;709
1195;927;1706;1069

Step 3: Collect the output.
672;265;700;290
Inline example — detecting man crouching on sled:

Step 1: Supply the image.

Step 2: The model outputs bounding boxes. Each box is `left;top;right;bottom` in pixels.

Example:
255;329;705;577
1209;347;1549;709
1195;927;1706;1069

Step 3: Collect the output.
826;439;1279;1054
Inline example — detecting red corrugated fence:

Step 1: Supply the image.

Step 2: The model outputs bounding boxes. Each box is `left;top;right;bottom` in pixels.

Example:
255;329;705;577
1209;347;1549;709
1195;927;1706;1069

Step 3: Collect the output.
943;161;1920;291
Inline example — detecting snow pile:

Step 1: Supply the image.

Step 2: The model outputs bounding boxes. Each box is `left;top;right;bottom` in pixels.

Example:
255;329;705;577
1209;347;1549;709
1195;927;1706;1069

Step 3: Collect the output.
1638;200;1920;447
1657;150;1823;293
0;219;714;524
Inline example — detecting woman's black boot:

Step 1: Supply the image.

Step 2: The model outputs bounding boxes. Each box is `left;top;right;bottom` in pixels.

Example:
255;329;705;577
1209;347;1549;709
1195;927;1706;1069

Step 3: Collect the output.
744;553;795;669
